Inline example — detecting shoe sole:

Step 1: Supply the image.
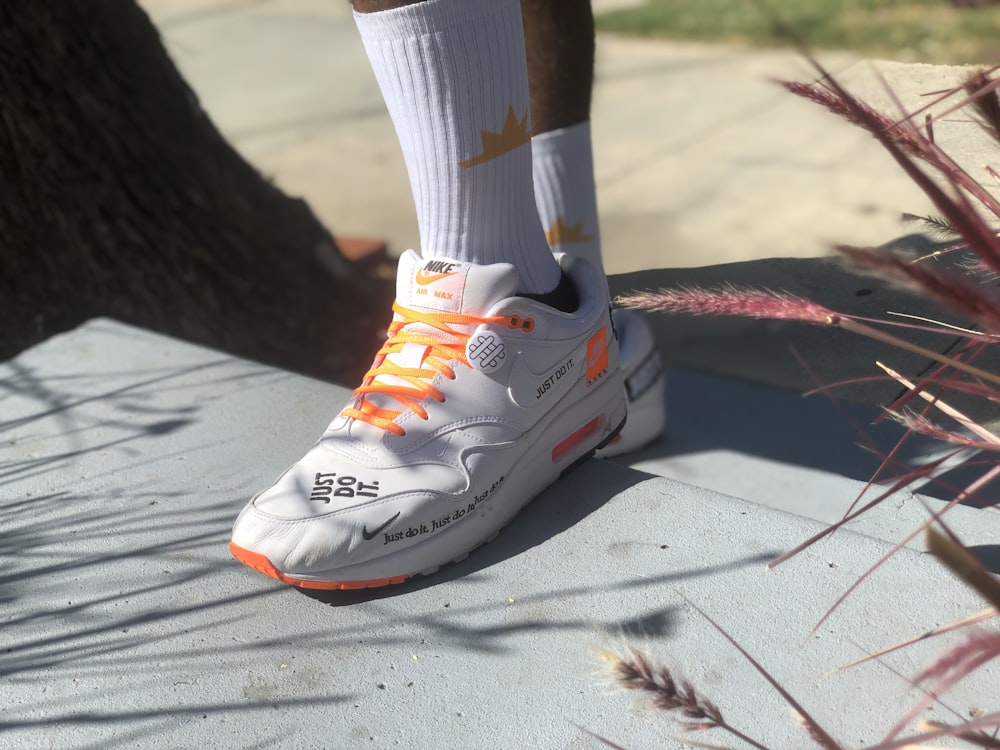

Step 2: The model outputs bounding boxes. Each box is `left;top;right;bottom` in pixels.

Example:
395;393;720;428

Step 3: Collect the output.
595;373;665;458
230;385;627;591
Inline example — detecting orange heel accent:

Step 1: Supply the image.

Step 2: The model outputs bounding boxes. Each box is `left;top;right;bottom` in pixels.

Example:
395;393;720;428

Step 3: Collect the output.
229;543;408;590
551;416;602;463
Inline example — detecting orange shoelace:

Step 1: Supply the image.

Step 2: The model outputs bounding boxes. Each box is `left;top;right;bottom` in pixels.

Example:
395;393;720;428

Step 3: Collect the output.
342;302;534;436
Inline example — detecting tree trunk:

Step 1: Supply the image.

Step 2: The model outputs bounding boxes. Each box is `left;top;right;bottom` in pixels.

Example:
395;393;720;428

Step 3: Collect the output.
0;0;393;384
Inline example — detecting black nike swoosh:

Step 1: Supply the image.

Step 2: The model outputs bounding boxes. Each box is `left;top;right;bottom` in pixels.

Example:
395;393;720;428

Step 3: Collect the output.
361;512;400;541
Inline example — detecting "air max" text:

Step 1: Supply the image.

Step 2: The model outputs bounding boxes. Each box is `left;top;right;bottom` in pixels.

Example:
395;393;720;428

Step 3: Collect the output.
416;288;454;300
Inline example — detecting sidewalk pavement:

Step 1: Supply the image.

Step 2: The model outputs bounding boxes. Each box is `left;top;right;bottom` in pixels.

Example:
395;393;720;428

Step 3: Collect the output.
141;0;1000;399
3;1;1000;747
143;0;942;275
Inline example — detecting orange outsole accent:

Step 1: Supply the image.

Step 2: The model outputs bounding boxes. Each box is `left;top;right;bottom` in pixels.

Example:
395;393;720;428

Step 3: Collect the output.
551;416;601;463
229;542;408;591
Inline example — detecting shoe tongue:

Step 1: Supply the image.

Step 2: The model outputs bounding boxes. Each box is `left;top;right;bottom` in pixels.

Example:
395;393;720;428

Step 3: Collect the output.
346;251;519;440
397;250;518;316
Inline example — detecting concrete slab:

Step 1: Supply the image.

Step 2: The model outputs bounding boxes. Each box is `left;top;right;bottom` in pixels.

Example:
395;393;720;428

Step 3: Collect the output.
2;321;997;748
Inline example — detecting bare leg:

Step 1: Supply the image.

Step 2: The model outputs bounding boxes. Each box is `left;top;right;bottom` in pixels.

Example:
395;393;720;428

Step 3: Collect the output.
522;2;667;459
522;0;603;273
520;0;595;135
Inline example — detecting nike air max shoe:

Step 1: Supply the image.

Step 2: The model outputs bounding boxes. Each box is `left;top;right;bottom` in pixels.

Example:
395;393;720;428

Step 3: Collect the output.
230;250;627;589
596;308;665;458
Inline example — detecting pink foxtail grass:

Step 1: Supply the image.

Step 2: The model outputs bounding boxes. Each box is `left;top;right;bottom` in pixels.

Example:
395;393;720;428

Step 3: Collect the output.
879;527;1000;745
879;363;1000;453
608;55;1000;749
773;360;1000;641
778;78;1000;226
594;645;773;750
597;598;845;750
828;608;996;676
779;74;1000;281
598;529;1000;750
616;285;1000;387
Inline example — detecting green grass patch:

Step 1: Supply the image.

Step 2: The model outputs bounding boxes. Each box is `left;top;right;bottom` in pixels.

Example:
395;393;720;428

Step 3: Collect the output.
595;0;1000;65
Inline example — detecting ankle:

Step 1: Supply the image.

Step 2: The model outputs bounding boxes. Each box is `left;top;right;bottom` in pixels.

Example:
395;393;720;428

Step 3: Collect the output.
519;271;578;313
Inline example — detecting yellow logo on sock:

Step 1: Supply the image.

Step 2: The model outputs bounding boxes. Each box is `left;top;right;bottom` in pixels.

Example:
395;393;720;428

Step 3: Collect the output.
544;216;593;246
459;106;531;168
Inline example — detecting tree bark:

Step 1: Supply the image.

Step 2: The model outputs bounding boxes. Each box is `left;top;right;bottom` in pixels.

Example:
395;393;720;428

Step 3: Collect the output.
0;0;393;384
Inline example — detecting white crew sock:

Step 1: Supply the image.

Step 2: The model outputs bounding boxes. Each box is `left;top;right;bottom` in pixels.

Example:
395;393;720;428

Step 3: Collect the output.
353;0;561;295
531;120;604;276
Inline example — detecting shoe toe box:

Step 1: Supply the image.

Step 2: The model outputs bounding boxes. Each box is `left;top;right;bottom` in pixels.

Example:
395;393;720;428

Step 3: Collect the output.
230;440;467;577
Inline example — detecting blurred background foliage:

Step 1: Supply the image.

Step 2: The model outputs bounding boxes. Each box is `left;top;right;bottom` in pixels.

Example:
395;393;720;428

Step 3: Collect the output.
595;0;1000;64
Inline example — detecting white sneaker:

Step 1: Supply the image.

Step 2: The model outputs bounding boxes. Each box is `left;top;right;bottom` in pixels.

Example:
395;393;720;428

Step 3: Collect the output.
596;308;665;458
230;250;627;589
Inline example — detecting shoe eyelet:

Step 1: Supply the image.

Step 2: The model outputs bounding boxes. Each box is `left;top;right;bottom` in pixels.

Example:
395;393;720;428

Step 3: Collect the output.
507;315;535;333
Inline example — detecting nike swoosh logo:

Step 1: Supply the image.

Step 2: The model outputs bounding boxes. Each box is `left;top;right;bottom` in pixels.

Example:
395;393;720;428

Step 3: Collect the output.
415;270;456;285
587;338;605;369
507;346;585;408
362;511;400;541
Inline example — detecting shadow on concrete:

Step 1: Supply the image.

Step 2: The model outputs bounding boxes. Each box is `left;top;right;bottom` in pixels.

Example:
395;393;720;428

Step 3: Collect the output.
306;463;778;649
301;563;776;655
0;358;234;487
620;366;1000;507
304;460;651;602
968;543;1000;574
4;329;738;737
609;255;1000;508
0;697;353;749
0;351;314;733
607;252;967;405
